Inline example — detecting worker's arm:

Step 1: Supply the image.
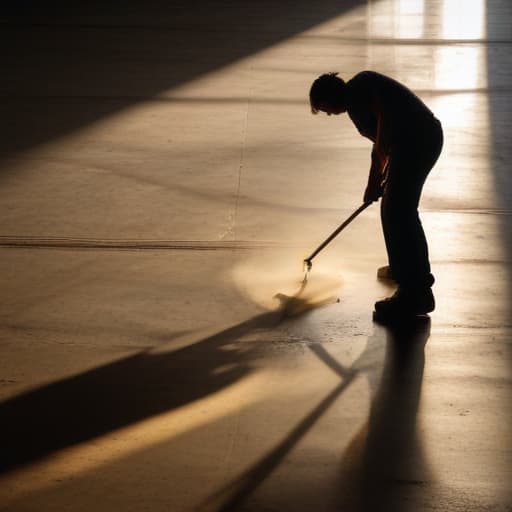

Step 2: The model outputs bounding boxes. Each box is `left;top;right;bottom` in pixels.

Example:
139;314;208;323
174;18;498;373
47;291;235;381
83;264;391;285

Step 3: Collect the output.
363;147;386;203
363;112;390;203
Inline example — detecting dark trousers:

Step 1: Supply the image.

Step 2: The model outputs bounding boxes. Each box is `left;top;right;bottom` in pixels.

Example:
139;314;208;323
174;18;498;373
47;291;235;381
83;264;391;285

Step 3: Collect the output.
381;117;443;290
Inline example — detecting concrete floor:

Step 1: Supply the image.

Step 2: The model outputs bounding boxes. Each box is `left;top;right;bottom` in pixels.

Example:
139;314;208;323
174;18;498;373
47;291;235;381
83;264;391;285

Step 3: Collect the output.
1;1;511;511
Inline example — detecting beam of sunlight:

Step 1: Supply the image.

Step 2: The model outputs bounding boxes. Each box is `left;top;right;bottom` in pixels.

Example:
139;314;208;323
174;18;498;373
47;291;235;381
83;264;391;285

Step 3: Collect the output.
441;0;486;39
368;0;426;39
425;0;501;275
0;371;268;502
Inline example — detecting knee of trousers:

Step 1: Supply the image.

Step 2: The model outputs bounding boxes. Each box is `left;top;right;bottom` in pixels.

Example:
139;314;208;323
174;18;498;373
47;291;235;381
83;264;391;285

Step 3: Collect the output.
381;200;420;224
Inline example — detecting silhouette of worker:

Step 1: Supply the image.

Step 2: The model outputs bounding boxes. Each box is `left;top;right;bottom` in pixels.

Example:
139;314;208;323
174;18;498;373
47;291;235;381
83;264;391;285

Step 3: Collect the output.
309;71;443;320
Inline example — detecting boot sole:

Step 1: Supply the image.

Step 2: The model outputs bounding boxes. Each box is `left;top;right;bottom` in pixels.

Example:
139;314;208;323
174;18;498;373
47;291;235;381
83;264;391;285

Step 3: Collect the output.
373;309;431;325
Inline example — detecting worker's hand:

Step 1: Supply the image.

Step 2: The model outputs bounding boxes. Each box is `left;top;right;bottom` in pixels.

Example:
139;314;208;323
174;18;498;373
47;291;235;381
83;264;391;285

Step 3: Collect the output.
363;179;384;203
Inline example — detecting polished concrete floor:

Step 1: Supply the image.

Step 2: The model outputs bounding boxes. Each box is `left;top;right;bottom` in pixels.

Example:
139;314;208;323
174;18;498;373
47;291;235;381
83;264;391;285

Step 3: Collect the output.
1;1;511;511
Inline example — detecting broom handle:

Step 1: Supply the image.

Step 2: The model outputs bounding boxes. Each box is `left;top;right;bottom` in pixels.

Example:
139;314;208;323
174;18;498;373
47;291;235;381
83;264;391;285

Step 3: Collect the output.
304;202;372;265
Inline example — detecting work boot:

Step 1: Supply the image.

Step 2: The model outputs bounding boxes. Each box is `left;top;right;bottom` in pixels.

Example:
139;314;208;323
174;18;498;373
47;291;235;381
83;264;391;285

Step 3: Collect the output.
374;287;435;321
377;265;396;282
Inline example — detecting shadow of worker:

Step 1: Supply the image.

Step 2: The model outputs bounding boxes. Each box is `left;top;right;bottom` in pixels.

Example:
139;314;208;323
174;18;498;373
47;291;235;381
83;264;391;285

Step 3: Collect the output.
339;317;431;512
0;282;335;475
0;315;268;474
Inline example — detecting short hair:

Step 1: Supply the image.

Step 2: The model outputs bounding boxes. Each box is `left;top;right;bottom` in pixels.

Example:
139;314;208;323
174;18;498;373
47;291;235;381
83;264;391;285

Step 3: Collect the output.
309;72;346;114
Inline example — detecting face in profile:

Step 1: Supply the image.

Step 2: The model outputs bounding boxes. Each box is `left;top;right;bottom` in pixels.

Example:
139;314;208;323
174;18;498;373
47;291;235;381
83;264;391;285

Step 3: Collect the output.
318;102;346;115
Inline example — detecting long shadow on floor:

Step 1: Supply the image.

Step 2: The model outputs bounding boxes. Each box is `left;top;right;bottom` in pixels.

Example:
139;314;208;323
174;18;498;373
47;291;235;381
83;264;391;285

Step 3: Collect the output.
0;284;335;474
0;309;277;474
206;318;430;511
339;318;431;511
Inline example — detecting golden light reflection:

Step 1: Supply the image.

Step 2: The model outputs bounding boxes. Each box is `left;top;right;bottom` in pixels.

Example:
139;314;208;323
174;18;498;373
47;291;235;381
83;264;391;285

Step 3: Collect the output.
397;0;425;39
0;371;268;502
428;0;491;210
433;47;486;92
367;0;425;39
441;0;486;39
435;0;487;90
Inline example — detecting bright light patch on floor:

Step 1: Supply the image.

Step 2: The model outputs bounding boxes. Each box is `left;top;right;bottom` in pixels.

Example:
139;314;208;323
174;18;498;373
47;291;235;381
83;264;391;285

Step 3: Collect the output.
427;0;494;209
366;0;425;39
0;372;269;502
397;0;425;38
441;0;486;39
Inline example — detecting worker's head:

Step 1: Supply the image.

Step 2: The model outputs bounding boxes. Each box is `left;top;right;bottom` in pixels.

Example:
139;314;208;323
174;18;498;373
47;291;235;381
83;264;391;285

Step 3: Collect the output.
309;73;347;115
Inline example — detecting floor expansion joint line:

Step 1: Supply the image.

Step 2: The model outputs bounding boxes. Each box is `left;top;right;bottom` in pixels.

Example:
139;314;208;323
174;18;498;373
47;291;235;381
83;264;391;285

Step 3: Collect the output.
0;237;305;251
231;97;250;242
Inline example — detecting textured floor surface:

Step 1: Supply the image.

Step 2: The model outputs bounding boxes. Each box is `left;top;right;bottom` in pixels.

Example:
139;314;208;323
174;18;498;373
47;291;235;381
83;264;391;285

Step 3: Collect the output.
1;1;511;511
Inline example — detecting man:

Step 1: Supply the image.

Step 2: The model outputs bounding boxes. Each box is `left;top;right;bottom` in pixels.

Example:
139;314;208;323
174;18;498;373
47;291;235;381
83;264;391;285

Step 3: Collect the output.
309;71;443;321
